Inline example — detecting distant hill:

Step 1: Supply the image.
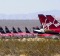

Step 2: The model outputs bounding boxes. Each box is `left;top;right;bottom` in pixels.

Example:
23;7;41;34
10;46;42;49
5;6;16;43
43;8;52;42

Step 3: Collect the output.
38;10;60;16
0;10;60;20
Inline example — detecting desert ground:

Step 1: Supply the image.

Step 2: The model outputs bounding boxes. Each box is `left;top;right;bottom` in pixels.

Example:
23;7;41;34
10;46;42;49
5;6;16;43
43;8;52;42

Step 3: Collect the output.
0;37;59;56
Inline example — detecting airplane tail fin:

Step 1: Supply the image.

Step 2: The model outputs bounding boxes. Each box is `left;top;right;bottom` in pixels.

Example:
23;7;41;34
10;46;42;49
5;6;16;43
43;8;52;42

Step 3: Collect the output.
12;27;17;33
5;26;11;33
46;15;60;29
38;14;46;25
17;27;22;33
0;27;5;33
38;14;49;29
25;27;30;33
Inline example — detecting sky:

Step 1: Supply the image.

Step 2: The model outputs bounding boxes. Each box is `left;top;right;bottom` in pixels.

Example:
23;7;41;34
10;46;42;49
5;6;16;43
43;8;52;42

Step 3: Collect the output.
0;0;60;14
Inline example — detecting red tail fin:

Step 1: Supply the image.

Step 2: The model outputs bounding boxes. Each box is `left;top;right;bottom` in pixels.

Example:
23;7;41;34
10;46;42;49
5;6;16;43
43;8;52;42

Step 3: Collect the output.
38;14;46;24
46;15;60;29
38;14;49;29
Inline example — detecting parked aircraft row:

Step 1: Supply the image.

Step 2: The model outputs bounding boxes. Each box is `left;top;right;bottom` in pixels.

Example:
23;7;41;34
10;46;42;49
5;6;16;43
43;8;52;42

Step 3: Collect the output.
0;26;38;38
0;14;60;39
34;14;60;39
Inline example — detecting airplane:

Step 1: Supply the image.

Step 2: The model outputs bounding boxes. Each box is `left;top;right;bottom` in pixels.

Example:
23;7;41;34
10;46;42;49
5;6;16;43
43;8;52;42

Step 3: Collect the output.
17;27;27;37
33;27;42;33
0;26;5;34
38;14;59;34
1;26;20;38
17;27;22;33
5;26;14;37
12;27;28;37
0;26;37;38
46;15;60;33
12;27;17;33
33;26;45;34
25;27;30;33
5;26;11;33
25;27;37;37
25;27;32;36
17;27;36;37
0;26;12;38
32;26;51;37
25;27;33;37
33;14;60;38
12;27;23;37
0;26;26;38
